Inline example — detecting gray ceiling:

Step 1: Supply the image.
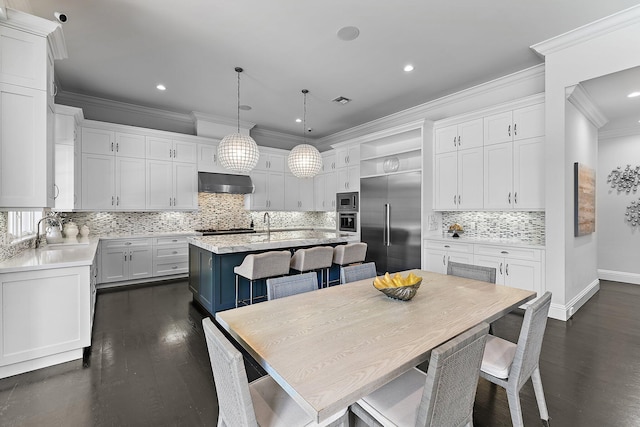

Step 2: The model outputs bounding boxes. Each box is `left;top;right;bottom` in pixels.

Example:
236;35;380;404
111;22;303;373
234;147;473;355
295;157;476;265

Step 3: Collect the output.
21;0;640;140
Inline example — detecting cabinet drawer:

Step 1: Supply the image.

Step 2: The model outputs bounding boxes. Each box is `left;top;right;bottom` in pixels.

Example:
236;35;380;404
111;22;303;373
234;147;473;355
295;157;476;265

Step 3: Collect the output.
424;240;474;254
153;260;189;277
102;238;152;249
155;247;188;259
154;236;189;246
474;244;541;261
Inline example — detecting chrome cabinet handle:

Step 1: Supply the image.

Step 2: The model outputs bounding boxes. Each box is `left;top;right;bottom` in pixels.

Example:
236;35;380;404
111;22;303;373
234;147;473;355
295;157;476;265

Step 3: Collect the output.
454;194;457;205
173;149;176;158
514;123;517;136
500;262;503;274
458;195;461;204
54;184;59;199
514;192;518;204
444;245;450;248
172;251;178;254
124;254;127;261
125;242;132;245
506;264;509;276
130;253;132;261
169;149;173;158
169;197;172;206
457;135;461;146
442;255;446;265
508;124;511;137
173;197;176;206
172;239;178;242
111;196;114;205
453;136;456;147
500;250;509;254
116;143;119;152
111;142;114;152
508;192;511;204
172;266;178;269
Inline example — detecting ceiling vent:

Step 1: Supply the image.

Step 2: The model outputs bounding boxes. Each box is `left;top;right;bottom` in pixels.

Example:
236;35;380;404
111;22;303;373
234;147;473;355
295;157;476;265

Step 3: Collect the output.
332;96;352;105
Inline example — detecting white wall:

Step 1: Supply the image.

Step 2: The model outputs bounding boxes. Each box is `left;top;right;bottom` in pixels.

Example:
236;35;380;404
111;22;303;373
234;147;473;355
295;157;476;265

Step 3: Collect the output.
565;101;599;302
598;131;640;283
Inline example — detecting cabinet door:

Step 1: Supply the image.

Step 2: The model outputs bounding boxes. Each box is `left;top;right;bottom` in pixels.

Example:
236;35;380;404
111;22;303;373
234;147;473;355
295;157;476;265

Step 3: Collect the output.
435;125;458;154
504;258;541;294
82;128;114;155
474;255;505;285
457;147;483;210
199;250;214;312
116;157;146;210
173;162;197;209
146;136;172;160
284;174;300;211
513;137;544;209
434;152;457;210
267;154;285;172
424;249;447;274
115;132;146;158
267;172;285;210
82;153;115;210
322;152;337;173
0;27;47;90
313;174;325;211
513;104;544;141
245;170;268;210
188;245;200;295
483;143;513;209
54;143;74;211
324;171;337;211
337;169;349;192
146;160;173;209
299;178;315;211
0;84;47;208
335;147;349;168
46;104;55;208
129;247;153;280
484;111;513;146
101;247;128;283
197;142;225;173
347;165;360;191
173;140;197;164
457;119;483;150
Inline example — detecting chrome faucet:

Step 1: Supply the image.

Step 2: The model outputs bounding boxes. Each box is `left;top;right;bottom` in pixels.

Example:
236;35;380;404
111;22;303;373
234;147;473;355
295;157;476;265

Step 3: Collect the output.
35;216;62;249
263;212;271;238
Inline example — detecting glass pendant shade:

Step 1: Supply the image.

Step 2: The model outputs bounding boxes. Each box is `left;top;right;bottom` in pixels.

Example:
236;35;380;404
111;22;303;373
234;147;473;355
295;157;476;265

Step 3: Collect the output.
218;133;259;173
288;144;322;178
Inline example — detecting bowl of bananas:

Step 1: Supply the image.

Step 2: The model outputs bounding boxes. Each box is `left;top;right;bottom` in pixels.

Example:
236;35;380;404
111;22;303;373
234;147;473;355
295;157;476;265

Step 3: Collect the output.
373;272;422;301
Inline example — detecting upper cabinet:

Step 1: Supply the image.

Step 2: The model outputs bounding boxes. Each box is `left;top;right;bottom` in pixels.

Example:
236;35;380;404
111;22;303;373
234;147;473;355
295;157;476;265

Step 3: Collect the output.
245;148;286;211
53;105;83;211
146;137;197;163
0;12;66;209
433;95;545;212
335;143;360;192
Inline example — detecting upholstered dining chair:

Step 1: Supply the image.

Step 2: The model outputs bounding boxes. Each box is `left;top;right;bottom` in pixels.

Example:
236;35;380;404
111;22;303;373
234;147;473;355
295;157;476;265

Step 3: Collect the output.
350;322;490;427
340;262;377;284
267;272;318;300
480;291;552;427
447;261;496;284
202;318;349;427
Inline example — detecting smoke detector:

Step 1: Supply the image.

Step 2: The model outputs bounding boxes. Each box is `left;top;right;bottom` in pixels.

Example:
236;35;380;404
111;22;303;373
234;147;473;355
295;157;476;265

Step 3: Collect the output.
332;96;352;105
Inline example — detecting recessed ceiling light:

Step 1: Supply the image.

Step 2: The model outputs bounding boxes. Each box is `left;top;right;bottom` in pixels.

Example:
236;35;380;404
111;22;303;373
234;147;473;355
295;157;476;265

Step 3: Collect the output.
337;26;360;41
628;92;640;98
404;64;414;72
156;84;166;91
295;118;302;123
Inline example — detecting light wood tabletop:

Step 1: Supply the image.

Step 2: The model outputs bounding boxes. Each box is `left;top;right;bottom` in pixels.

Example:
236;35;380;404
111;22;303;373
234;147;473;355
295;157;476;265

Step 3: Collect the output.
215;269;536;423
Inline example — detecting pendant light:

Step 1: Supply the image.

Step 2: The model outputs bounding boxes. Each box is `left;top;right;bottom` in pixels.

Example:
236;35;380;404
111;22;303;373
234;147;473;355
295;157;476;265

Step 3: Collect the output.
218;67;259;173
288;89;322;178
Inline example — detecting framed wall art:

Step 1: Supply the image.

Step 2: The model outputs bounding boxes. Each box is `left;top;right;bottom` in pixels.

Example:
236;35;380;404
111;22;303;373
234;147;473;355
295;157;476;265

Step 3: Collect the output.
574;162;596;236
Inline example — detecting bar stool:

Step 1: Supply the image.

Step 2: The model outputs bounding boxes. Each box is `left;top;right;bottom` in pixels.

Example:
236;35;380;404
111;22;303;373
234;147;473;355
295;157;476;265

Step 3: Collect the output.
289;246;334;288
331;242;368;284
234;250;292;307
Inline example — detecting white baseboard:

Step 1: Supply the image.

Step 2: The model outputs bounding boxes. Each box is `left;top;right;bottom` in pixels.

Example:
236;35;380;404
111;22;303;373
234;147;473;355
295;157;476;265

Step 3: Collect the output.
0;348;82;380
548;279;600;321
598;269;640;285
97;273;188;290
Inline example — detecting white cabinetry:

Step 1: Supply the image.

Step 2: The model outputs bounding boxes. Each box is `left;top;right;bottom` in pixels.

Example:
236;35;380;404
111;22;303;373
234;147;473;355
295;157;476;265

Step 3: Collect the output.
314;169;337;212
434;147;483;210
473;244;543;295
153;236;189;277
245;149;286;210
100;238;153;283
197;141;227;173
284;174;315;211
423;240;474;274
146;160;197;210
54;105;83;211
0;265;91;379
434;119;483;154
484;104;545;146
0;13;64;209
335;144;360;192
146;136;197;163
359;125;422;179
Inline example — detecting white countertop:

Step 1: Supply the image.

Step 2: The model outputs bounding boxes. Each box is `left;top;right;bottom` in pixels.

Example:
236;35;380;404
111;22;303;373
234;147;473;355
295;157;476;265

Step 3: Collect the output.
0;239;100;274
188;230;359;254
424;234;545;249
97;231;198;240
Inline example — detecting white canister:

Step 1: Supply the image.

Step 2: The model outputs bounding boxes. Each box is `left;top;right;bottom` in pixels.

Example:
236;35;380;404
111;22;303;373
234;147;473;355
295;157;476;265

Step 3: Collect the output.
80;225;90;238
63;221;79;242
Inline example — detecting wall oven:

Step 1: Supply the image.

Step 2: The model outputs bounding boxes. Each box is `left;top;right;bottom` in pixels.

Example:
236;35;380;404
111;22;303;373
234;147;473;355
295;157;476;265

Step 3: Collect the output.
338;212;357;233
336;192;359;212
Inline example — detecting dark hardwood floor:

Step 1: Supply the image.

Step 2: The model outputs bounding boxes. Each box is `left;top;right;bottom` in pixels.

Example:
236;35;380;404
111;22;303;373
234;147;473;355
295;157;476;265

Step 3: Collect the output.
0;279;639;426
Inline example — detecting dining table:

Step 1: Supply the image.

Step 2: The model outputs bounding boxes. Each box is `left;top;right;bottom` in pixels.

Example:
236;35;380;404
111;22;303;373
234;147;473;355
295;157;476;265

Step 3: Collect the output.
214;269;536;423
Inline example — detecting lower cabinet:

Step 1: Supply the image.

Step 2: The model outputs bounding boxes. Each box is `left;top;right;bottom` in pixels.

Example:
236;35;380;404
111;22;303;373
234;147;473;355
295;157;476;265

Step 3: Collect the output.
189;245;214;312
100;238;153;283
0;265;91;378
153;236;189;276
423;239;544;295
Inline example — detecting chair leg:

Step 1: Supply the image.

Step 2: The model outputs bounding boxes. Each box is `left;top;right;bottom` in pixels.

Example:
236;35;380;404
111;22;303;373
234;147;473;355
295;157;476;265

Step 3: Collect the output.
235;275;239;308
249;279;254;305
531;367;550;421
506;389;525;427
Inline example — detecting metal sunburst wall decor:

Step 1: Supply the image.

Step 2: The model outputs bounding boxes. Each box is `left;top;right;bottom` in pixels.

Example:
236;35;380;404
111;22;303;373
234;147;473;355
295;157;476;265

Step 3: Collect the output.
626;198;640;227
607;165;639;193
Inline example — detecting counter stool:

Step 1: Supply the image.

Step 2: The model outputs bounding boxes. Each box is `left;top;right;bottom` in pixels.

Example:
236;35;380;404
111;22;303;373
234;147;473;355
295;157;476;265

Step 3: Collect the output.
289;246;334;288
234;250;292;307
331;242;368;285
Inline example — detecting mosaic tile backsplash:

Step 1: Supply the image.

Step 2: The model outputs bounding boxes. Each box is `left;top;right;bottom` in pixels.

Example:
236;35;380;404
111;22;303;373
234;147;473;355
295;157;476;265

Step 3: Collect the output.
441;211;545;244
0;194;336;262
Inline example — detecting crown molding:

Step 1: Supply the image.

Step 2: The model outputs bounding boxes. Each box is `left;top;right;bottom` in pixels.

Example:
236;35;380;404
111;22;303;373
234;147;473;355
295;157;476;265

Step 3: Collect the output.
5;7;58;36
330;119;425;149
531;5;640;57
565;84;608;128
317;64;545;149
0;0;7;20
599;126;640;140
56;91;195;126
190;111;255;131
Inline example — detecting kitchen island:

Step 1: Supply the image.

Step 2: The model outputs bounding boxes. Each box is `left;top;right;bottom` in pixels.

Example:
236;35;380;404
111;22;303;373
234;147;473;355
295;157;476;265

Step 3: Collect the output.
188;230;358;314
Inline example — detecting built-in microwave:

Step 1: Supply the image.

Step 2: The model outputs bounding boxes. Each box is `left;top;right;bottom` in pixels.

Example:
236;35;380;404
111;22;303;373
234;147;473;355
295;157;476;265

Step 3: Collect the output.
338;212;357;233
336;192;358;212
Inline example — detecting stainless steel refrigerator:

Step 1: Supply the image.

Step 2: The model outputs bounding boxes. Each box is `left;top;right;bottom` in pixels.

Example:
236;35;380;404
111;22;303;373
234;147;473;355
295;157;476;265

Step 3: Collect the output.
360;171;422;274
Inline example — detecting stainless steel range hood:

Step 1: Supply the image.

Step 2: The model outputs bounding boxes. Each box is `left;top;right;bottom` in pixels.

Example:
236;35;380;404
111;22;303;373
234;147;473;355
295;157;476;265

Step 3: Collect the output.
198;172;254;194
